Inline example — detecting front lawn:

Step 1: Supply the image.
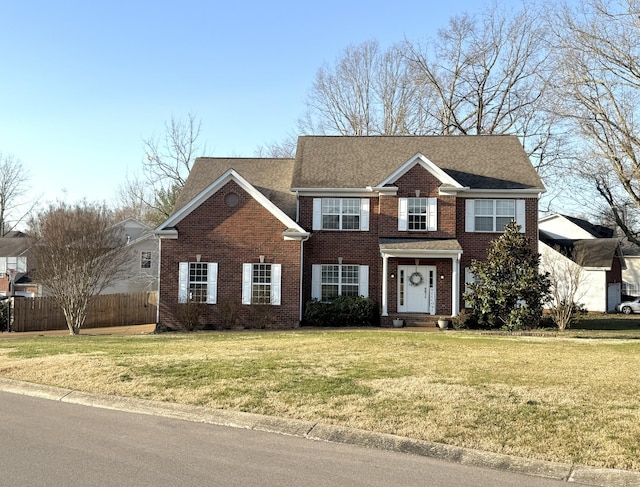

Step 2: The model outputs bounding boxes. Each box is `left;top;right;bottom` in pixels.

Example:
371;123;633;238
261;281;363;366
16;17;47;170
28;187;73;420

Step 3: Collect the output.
1;329;639;471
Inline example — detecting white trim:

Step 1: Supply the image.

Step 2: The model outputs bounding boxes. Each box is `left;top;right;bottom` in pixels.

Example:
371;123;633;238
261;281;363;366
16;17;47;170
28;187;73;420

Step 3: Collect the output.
377;153;464;188
380;248;463;260
156;169;306;236
292;188;377;197
451;189;544;198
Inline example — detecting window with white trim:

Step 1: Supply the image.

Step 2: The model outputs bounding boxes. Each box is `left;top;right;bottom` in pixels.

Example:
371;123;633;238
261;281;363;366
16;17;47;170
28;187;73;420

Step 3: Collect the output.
398;197;437;231
242;263;281;305
623;281;640;296
140;251;152;269
312;198;370;231
465;199;525;233
311;264;369;302
178;262;218;304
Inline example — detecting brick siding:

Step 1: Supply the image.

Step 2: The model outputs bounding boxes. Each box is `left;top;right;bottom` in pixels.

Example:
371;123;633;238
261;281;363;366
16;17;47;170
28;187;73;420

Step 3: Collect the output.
159;180;301;329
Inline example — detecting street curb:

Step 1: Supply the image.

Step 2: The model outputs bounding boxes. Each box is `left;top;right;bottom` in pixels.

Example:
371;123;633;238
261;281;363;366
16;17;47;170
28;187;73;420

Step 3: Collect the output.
1;378;638;486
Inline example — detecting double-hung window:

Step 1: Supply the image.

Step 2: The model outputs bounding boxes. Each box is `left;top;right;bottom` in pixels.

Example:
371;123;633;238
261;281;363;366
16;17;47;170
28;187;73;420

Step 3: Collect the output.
398;197;437;231
242;263;281;305
178;262;218;304
311;264;369;301
465;199;525;232
312;198;370;231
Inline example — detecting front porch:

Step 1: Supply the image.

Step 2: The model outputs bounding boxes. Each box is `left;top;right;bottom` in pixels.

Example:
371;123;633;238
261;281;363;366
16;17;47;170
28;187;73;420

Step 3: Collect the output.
379;238;463;320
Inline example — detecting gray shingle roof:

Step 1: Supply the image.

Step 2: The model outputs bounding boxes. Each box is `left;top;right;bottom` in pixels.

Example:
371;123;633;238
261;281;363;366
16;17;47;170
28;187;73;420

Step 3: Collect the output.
379;238;463;251
292;135;544;190
540;230;621;268
173;158;297;219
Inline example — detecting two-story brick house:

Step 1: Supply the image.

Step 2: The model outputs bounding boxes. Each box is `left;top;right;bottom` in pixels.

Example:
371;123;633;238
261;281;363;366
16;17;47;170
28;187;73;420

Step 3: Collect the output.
156;135;544;329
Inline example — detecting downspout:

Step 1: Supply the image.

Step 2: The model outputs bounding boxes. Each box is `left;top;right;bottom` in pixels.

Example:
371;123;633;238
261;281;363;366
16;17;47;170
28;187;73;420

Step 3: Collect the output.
156;236;161;325
299;234;310;323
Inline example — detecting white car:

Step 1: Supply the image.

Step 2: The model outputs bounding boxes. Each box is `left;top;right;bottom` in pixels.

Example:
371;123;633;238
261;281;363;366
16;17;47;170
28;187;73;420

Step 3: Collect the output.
617;297;640;314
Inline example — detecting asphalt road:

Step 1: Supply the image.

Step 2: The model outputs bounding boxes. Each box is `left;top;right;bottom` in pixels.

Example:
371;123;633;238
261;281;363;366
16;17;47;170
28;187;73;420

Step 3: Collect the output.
0;391;588;487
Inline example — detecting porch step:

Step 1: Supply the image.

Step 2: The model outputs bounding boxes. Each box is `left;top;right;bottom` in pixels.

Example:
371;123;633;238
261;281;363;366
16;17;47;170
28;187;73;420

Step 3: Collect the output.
387;314;440;328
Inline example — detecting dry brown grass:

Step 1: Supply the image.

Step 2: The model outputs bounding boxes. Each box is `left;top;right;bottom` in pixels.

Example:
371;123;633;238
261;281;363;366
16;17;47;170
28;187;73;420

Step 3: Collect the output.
1;330;639;470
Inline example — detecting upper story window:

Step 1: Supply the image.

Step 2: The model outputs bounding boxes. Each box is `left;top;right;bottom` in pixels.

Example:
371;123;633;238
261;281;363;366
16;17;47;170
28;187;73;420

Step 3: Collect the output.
465;199;525;233
311;264;369;302
312;198;370;231
242;263;281;305
140;251;152;269
398;197;437;231
178;262;218;304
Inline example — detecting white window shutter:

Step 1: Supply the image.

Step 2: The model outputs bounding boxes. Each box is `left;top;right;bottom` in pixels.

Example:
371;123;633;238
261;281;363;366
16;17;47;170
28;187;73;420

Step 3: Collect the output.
242;263;252;305
358;265;369;298
516;200;526;233
178;262;188;303
206;263;218;304
312;198;322;230
17;257;27;273
464;267;475;308
398;197;408;231
311;264;322;300
360;198;370;231
271;264;281;305
428;198;437;231
465;200;475;232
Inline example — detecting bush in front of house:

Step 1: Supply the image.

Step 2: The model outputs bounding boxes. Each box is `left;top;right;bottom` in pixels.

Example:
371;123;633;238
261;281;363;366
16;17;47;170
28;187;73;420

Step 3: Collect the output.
303;296;378;326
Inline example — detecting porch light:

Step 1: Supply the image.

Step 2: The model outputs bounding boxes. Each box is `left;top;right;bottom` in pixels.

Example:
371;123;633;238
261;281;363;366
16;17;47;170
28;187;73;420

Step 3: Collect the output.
440;274;444;280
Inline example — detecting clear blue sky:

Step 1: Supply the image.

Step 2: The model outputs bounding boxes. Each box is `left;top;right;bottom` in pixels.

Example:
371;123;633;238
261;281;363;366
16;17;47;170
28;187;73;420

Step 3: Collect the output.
1;0;488;207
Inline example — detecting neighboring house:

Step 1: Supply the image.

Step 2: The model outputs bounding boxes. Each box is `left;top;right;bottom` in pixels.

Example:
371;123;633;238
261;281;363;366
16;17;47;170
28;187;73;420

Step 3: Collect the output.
620;241;640;297
155;135;544;329
100;218;159;295
0;231;40;297
539;214;623;312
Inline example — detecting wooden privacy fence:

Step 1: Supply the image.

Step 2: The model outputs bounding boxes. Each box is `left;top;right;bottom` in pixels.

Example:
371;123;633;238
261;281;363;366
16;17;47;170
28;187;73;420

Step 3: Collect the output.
10;292;158;332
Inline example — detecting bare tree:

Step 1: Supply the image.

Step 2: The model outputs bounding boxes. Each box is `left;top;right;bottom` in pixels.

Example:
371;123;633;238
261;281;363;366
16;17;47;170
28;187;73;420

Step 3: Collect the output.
403;3;560;176
27;201;131;335
551;0;640;245
299;40;426;136
542;245;588;330
116;113;204;226
0;152;34;236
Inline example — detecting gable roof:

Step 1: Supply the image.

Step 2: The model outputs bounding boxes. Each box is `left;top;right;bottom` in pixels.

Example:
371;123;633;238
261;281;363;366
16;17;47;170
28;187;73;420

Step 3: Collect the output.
0;236;30;257
539;214;614;239
291;135;544;191
540;230;622;269
159;169;307;238
173;157;296;219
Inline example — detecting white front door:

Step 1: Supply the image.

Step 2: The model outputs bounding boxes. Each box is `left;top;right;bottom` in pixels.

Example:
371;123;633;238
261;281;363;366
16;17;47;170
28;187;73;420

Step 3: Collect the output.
398;265;436;314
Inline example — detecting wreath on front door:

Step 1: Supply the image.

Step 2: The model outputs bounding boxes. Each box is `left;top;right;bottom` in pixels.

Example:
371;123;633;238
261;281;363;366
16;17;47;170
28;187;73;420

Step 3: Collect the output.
408;271;424;287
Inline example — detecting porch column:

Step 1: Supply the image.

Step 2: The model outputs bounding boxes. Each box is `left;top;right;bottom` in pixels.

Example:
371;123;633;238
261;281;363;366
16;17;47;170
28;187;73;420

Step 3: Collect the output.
381;253;389;316
451;255;460;317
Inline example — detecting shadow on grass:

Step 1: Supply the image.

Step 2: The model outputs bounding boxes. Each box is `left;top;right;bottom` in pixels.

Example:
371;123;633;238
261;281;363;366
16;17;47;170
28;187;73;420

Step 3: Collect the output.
575;314;640;331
